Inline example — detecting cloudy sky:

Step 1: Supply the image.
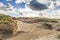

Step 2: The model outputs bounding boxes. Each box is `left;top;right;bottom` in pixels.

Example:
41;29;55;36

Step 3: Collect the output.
0;0;60;18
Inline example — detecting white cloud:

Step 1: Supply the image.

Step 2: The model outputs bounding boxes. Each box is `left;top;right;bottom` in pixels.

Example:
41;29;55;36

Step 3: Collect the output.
5;3;18;14
52;10;60;15
6;0;12;1
15;0;32;4
46;10;60;18
0;0;60;18
24;0;32;4
18;5;39;17
0;9;7;14
0;3;19;16
37;0;49;3
48;10;60;18
36;0;60;9
15;0;49;4
0;7;19;17
55;1;60;6
48;1;55;9
49;0;60;9
6;3;13;10
15;0;24;4
0;2;4;7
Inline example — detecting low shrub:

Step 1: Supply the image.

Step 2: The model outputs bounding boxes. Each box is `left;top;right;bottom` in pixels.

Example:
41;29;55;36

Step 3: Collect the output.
57;34;60;39
43;23;52;29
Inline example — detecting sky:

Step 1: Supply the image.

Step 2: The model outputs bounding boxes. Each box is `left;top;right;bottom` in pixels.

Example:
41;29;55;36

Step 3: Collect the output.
0;0;60;18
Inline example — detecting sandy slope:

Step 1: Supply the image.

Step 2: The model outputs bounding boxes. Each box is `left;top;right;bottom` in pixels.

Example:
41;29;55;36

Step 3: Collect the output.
7;29;59;40
33;33;59;40
7;20;60;40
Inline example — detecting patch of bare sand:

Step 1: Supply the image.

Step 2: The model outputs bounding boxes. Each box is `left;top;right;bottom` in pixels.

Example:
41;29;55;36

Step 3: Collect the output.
7;29;58;40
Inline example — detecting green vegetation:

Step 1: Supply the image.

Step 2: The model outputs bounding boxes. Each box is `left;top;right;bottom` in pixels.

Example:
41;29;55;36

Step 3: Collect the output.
0;14;17;33
57;34;60;39
18;17;59;23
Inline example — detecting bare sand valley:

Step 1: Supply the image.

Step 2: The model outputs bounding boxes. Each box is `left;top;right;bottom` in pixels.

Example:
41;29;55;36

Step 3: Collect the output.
0;14;60;40
6;19;60;40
